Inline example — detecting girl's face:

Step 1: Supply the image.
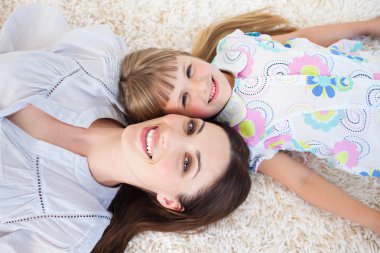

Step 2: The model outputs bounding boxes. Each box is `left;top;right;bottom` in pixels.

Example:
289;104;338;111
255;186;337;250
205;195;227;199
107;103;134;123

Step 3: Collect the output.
162;55;232;118
121;114;230;207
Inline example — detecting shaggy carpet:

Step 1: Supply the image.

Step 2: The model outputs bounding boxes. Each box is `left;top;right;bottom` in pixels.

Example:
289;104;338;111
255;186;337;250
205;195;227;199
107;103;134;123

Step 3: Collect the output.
1;0;379;252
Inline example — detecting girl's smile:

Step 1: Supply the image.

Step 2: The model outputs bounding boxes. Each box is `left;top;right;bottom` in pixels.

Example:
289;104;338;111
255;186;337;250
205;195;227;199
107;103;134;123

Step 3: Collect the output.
162;55;233;118
208;77;217;103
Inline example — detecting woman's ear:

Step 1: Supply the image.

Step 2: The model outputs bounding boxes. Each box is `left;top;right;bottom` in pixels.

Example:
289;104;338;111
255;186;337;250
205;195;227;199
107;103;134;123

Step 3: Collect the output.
156;194;185;212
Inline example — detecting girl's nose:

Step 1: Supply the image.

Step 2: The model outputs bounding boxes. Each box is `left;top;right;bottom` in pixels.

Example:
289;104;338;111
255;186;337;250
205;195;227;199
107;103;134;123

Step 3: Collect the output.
191;78;207;95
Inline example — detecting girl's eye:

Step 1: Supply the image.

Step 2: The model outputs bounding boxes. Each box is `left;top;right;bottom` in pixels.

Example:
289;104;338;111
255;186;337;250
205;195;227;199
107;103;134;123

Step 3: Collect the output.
186;64;192;78
183;153;192;174
182;92;189;107
186;119;196;135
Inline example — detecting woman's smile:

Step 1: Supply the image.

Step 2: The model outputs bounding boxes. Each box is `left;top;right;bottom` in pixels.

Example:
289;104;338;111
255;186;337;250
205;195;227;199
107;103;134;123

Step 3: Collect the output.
121;114;230;198
141;126;159;159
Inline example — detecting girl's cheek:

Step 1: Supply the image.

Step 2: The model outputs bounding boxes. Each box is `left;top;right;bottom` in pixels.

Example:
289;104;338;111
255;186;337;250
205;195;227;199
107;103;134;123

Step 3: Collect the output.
189;103;212;118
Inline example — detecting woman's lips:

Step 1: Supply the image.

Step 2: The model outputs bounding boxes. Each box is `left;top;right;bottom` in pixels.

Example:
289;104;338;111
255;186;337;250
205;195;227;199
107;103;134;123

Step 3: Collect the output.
140;127;151;158
140;126;159;159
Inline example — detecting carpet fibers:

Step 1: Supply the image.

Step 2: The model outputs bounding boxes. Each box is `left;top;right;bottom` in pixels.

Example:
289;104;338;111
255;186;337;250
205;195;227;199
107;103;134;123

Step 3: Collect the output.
1;0;379;252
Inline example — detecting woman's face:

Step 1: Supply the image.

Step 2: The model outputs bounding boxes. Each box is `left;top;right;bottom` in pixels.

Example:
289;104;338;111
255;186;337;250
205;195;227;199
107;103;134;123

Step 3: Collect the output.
121;114;230;206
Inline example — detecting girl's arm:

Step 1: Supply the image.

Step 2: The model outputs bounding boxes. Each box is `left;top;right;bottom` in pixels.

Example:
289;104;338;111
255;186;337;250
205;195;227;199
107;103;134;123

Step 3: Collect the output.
272;17;380;47
258;152;380;236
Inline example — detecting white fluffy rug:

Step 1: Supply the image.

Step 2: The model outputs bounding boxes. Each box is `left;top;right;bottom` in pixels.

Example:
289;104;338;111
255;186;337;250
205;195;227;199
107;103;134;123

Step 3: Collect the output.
1;0;380;252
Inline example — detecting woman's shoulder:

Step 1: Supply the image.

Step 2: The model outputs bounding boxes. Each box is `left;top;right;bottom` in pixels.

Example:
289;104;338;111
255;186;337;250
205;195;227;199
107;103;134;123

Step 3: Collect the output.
50;25;129;64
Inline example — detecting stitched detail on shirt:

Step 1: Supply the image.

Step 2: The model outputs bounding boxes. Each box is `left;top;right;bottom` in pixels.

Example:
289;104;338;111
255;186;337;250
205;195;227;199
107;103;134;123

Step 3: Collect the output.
35;156;45;214
46;68;81;98
352;73;372;79
4;214;111;224
72;58;116;97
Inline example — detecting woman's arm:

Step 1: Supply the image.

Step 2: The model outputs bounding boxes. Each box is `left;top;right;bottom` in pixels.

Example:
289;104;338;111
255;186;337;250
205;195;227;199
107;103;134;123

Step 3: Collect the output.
272;17;380;46
258;152;380;235
7;105;88;156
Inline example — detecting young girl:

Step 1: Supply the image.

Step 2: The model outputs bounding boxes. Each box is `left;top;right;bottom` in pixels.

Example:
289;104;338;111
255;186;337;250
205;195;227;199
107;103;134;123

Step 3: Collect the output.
119;10;380;236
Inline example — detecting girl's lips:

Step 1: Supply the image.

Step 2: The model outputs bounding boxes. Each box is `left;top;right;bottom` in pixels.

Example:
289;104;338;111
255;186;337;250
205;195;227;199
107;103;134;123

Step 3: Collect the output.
209;77;219;103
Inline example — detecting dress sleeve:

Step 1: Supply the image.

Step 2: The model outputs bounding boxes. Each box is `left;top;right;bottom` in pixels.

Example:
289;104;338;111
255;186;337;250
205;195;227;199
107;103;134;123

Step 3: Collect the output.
0;51;77;117
50;25;128;58
212;29;250;77
50;25;129;90
0;4;71;53
212;29;286;78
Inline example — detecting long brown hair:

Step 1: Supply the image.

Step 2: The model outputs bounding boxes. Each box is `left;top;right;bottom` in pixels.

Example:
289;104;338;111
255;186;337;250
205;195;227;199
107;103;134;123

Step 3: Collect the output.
92;120;251;252
192;9;297;63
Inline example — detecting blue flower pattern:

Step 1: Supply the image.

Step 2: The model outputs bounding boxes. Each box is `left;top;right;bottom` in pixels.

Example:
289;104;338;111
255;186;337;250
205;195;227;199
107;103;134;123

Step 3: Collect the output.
307;76;353;98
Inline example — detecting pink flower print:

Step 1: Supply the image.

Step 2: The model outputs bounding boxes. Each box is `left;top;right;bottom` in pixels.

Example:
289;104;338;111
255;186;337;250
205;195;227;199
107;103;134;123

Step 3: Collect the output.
332;140;360;168
374;73;380;80
264;134;292;150
234;109;265;146
289;55;329;76
236;48;254;78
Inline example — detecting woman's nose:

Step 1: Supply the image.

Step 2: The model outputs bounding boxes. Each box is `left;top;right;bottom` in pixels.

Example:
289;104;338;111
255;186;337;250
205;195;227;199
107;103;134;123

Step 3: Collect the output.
158;122;185;153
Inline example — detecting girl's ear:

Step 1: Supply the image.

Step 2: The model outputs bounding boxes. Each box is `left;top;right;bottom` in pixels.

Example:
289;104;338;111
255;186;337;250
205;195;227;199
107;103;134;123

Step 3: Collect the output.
156;193;185;212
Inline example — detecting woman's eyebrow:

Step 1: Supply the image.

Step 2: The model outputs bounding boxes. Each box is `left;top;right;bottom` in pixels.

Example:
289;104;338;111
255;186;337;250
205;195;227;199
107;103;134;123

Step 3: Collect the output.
192;150;201;180
197;120;205;134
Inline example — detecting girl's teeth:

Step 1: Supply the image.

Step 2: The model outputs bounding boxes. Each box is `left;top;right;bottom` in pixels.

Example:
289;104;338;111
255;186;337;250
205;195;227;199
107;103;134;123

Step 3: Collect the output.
208;81;216;102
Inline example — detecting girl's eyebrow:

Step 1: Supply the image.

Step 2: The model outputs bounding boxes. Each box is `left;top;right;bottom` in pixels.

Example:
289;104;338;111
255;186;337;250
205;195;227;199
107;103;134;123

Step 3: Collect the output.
178;60;187;109
178;90;183;111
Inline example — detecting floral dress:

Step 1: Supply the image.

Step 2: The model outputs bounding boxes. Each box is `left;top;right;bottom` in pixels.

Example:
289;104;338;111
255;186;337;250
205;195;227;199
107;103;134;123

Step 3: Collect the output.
213;30;380;177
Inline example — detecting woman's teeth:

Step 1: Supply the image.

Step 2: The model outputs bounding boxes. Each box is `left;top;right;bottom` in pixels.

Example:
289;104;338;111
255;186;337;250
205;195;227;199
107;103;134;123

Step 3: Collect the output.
208;80;216;103
146;128;155;158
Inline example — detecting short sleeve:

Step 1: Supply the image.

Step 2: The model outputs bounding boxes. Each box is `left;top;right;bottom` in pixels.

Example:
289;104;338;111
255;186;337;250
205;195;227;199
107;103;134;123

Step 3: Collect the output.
50;25;128;63
0;4;71;53
212;29;286;78
0;51;77;117
212;29;250;77
50;25;129;88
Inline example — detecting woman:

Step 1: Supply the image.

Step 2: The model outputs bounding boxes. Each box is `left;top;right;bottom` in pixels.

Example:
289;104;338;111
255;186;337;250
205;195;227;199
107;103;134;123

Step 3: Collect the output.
0;4;251;253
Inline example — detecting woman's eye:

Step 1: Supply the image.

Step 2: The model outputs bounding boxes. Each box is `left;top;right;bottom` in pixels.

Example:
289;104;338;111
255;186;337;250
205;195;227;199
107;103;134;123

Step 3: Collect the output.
182;92;188;107
186;119;196;135
186;64;192;78
183;153;192;174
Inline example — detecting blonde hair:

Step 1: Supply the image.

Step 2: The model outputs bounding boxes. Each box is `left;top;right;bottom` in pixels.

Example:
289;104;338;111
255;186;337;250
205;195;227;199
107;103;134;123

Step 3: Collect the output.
120;10;297;123
192;9;297;62
119;48;189;122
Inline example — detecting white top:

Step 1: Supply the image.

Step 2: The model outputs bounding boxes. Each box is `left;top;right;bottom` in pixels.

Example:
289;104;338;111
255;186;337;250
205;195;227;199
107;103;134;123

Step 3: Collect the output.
0;5;129;252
